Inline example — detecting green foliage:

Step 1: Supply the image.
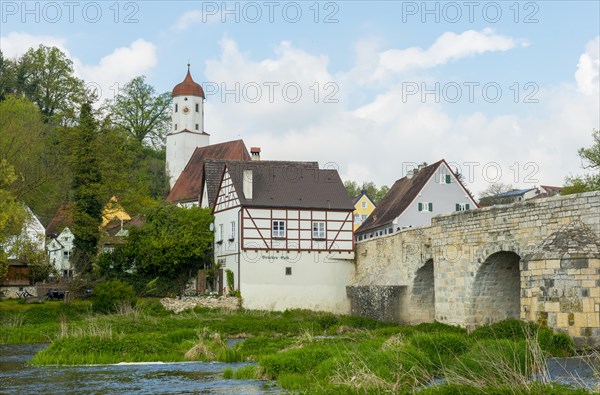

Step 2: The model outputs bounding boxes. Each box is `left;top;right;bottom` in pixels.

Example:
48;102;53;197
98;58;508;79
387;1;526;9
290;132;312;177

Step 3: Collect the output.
563;129;600;194
225;269;235;292
102;76;172;148
92;280;136;314
71;102;103;275
261;348;332;378
98;203;213;295
343;180;389;204
15;45;86;121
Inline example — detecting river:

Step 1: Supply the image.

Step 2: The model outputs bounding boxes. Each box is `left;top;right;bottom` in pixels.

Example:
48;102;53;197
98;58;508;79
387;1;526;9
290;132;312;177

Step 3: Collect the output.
0;344;278;395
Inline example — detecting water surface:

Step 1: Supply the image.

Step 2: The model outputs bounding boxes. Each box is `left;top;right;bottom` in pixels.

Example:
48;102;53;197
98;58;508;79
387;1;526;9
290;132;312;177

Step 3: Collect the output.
0;344;278;395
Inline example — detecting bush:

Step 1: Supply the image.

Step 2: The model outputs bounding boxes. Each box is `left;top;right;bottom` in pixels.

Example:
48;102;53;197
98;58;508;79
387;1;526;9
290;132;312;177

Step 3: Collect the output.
92;280;136;314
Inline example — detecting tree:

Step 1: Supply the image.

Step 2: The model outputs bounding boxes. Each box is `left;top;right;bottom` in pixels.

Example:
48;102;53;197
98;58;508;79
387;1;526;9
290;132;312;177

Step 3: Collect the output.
71;102;103;275
16;45;86;121
0;95;71;221
478;182;513;206
0;51;17;101
562;130;600;195
0;160;27;280
344;180;389;204
103;76;171;147
98;203;213;295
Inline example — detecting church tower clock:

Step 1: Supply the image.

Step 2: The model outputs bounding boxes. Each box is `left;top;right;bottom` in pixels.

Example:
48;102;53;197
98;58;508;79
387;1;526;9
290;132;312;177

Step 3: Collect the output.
166;65;210;189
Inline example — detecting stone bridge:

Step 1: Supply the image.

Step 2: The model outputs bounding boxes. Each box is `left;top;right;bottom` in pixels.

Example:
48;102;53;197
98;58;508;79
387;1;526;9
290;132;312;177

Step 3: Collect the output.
349;191;600;347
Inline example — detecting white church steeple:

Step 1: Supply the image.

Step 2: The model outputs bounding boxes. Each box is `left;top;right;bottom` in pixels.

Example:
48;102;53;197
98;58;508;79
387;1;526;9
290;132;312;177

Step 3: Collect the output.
166;65;210;189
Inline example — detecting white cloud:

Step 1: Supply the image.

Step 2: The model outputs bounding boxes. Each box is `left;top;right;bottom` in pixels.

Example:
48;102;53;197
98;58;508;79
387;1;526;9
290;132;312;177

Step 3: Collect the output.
74;39;158;102
204;35;598;201
0;32;158;104
575;36;600;95
0;32;68;58
173;10;205;30
374;29;523;80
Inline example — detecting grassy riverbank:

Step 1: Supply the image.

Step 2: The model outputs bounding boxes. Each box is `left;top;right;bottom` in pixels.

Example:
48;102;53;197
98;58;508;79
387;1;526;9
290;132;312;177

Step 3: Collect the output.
0;299;595;394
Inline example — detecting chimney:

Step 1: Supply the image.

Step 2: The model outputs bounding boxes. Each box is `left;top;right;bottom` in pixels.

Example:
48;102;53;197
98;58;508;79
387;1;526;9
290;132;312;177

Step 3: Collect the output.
243;169;253;199
418;162;426;171
406;169;415;179
250;147;261;161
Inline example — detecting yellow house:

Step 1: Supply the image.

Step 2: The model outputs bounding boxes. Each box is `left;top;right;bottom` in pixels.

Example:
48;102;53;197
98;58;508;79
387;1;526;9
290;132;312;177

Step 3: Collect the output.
101;196;131;227
352;190;376;231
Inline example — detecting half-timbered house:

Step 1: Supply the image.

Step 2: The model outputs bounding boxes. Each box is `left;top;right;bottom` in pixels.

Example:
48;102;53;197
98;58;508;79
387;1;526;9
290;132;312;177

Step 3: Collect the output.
212;160;355;313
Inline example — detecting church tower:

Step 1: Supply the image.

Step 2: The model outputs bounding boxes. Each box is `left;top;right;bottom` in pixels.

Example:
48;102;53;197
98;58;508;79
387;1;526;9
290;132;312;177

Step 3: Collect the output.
166;65;210;189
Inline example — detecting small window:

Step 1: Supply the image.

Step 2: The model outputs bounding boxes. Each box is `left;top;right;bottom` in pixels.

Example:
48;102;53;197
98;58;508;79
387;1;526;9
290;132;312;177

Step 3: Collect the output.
219;224;224;241
456;203;471;211
354;214;360;223
285;267;292;275
361;214;367;221
272;220;286;238
440;174;451;184
418;202;433;212
184;97;188;101
175;104;178;112
195;124;199;130
312;222;326;239
174;124;177;131
361;201;367;208
195;103;199;112
388;227;393;234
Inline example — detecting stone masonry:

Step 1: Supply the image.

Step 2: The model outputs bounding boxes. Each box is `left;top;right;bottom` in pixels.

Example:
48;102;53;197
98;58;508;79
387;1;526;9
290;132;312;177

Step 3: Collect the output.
351;191;600;347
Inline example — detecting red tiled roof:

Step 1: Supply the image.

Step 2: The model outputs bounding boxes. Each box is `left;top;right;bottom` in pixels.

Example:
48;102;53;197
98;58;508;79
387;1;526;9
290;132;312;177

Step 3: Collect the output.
45;203;74;237
356;159;477;235
172;70;205;98
167;140;251;203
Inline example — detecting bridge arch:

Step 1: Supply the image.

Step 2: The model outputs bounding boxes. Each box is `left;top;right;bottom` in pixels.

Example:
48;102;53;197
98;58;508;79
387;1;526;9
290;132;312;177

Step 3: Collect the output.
471;251;521;326
410;259;435;323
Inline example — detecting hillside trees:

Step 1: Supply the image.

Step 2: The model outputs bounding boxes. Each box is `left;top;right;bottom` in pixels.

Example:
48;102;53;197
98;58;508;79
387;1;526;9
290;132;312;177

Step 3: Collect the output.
103;76;171;147
71;102;103;275
98;204;213;295
17;45;87;121
0;160;27;279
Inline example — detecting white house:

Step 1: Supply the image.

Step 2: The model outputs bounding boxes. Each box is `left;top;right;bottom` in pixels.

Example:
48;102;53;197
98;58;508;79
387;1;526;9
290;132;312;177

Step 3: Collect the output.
212;160;355;313
356;160;478;241
46;227;74;277
5;205;46;260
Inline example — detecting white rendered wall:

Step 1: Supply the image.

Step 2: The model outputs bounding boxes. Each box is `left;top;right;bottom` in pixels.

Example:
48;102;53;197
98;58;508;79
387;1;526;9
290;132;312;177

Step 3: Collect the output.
239;251;355;314
166;94;208;188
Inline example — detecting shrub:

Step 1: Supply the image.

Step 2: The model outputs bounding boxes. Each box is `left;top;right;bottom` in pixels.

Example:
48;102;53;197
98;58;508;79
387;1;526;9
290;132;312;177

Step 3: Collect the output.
261;347;332;378
92;280;136;314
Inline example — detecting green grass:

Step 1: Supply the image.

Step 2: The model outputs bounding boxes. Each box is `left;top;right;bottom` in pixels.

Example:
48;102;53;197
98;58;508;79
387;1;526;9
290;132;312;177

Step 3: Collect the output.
0;300;589;393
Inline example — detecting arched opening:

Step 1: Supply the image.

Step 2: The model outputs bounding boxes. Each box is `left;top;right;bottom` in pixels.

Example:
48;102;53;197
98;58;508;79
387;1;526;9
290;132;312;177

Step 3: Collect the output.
471;251;521;325
411;259;435;323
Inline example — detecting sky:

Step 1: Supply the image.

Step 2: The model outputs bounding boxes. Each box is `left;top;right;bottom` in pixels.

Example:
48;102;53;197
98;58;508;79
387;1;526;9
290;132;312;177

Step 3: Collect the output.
1;1;599;198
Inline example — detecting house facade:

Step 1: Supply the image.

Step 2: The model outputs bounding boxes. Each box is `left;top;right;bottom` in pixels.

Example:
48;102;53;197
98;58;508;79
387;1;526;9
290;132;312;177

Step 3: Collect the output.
352;190;376;231
212;160;355;313
47;227;74;277
356;160;478;241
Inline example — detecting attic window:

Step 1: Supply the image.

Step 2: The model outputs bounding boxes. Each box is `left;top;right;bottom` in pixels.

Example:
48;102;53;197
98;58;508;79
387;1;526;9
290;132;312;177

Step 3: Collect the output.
418;202;433;212
361;201;367;208
440;174;451;184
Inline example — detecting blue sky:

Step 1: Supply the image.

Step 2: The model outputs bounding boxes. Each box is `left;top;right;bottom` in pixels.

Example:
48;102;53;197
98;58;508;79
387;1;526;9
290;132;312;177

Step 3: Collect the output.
1;1;599;196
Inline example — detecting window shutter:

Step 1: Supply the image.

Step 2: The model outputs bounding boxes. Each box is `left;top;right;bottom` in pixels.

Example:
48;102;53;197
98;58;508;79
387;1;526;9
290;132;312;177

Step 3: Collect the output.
446;174;451;184
428;203;433;211
418;202;423;211
466;203;470;210
456;203;460;211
